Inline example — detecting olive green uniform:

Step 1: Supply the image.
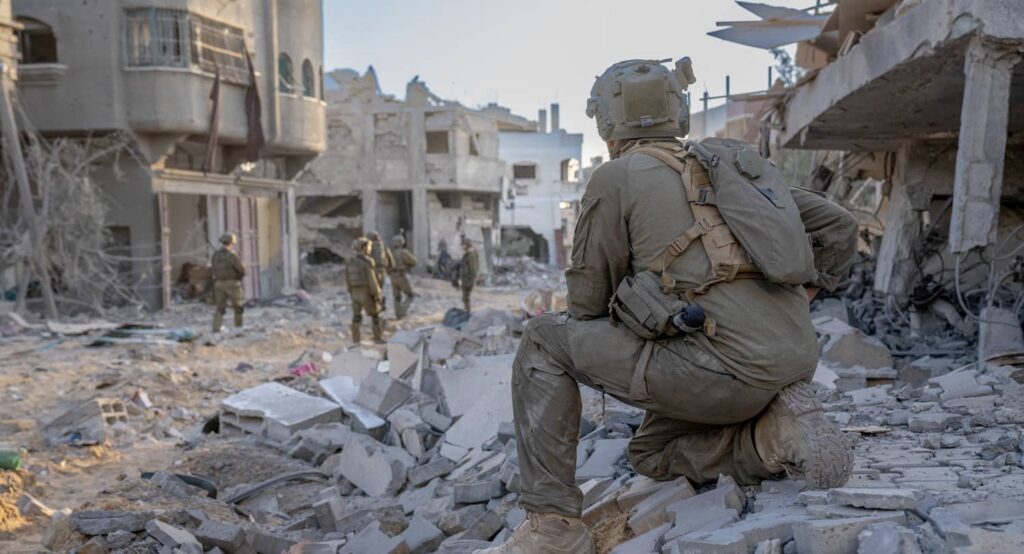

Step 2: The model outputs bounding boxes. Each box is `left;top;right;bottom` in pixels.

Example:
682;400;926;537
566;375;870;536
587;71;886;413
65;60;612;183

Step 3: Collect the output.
455;247;479;313
211;247;246;332
391;247;418;318
370;239;395;310
513;140;858;517
346;253;383;342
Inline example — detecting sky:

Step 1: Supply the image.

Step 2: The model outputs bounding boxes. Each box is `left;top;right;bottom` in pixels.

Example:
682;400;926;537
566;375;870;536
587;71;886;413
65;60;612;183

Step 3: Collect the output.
323;0;814;163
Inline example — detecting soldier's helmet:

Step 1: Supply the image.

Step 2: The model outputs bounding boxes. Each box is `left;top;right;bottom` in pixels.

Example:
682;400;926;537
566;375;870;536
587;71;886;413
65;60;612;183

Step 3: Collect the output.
219;233;236;245
352;237;370;251
368;231;382;241
586;58;696;141
461;236;472;247
392;235;406;247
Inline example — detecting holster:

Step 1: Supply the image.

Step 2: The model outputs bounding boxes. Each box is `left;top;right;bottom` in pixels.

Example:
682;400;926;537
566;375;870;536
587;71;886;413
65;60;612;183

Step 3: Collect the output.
608;271;686;340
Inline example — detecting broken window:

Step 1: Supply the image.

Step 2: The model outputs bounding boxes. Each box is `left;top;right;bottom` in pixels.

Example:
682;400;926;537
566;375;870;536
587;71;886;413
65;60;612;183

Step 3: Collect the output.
278;53;294;93
123;9;248;83
426;131;449;154
513;163;537;180
302;59;315;97
469;134;480;156
16;17;58;64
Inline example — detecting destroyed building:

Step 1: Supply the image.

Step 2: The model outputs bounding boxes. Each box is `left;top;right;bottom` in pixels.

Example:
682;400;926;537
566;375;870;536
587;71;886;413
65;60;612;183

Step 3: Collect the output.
297;69;508;272
10;0;326;308
485;103;584;268
714;0;1024;364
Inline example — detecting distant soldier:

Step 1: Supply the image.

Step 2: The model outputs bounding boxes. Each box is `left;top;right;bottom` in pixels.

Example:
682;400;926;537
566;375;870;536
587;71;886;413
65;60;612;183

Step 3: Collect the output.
390;234;418;319
453;236;479;313
211;233;245;333
368;231;394;311
345;237;384;344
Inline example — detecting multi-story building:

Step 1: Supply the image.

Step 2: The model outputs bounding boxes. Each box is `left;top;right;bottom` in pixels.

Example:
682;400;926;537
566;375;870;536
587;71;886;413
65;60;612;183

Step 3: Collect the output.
298;68;506;270
12;0;326;307
487;103;584;268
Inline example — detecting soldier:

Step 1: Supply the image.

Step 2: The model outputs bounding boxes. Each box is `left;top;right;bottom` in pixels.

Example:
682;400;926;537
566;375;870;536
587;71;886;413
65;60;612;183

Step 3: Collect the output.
478;59;858;553
367;231;394;312
345;237;384;344
390;234;418;319
453;236;479;313
210;233;246;333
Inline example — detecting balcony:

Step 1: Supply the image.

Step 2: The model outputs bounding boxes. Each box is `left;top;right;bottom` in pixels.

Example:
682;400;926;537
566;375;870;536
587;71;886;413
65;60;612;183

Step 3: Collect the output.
426;154;504;193
272;93;326;154
124;68;249;142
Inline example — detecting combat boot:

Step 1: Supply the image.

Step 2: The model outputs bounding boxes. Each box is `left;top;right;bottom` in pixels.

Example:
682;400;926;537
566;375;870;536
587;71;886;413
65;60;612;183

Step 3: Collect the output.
371;320;385;344
349;324;361;344
754;381;853;489
473;512;594;554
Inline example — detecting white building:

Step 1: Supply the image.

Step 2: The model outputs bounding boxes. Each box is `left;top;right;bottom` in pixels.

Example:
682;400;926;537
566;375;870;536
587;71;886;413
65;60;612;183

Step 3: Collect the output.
486;103;584;268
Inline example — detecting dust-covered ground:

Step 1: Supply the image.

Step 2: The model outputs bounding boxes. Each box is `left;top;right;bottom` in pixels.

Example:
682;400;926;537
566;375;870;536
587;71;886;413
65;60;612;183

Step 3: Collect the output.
0;275;525;552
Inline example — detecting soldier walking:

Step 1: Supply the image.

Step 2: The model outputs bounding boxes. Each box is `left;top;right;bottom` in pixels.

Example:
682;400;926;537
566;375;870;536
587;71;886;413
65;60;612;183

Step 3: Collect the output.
368;231;394;313
390;234;418;319
453;236;479;313
478;59;858;553
346;237;384;344
211;233;246;333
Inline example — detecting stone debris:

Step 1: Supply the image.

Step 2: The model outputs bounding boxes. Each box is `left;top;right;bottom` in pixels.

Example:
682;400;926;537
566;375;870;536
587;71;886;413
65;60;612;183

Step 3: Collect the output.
41;398;129;446
220;382;342;442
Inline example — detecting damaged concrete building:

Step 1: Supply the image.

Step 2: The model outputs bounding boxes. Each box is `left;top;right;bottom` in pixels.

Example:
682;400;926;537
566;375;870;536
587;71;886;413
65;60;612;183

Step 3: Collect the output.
715;0;1024;364
12;0;326;308
486;103;584;268
298;69;507;271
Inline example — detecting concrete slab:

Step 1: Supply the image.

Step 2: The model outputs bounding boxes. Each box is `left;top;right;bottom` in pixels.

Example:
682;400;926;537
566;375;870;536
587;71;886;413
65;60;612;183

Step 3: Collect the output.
356;370;415;418
318;375;387;435
220;382;342;443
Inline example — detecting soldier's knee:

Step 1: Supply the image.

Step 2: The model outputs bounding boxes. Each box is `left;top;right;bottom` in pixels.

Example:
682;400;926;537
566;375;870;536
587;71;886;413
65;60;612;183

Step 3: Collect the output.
627;439;668;479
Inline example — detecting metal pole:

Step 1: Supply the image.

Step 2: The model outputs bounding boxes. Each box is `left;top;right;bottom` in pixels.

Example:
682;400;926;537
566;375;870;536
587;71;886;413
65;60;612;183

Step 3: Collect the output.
702;91;709;137
768;67;773;88
725;76;731;100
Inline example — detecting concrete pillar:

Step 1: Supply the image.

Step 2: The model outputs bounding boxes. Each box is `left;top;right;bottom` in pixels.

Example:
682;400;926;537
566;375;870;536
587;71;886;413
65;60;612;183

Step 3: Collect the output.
362;187;378;237
949;37;1020;253
874;144;932;297
284;188;299;289
550;103;560;132
411;188;429;268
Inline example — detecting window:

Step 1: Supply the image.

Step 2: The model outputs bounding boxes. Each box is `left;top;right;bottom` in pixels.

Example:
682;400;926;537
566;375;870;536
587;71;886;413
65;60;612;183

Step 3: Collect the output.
469;134;480;156
278;53;293;93
124;9;248;83
302;59;314;97
425;131;449;154
513;163;537;180
16;17;58;64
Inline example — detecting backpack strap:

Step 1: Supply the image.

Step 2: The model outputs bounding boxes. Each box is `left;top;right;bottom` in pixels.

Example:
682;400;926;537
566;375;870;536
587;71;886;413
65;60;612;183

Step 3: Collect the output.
626;144;762;296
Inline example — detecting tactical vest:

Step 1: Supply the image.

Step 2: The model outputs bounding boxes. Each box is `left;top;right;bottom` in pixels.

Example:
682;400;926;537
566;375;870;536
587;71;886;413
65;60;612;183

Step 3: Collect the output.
211;249;241;281
622;138;816;297
345;256;373;288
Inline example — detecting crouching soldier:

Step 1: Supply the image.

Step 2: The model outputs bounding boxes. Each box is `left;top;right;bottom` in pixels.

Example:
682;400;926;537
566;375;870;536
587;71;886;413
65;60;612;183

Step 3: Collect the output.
390;234;418;319
211;233;245;333
346;237;384;344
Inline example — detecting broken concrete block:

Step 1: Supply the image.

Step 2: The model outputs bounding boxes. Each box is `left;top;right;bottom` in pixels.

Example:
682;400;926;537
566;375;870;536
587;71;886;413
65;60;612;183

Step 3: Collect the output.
328;348;380;381
628;477;697;534
929;369;993;401
355;370;414;418
42;398;129;446
312;486;345;532
576;438;629;480
792;513;907;554
461;510;505;541
401;515;445;554
846;385;892;407
435;354;514;417
610;522;671;554
439;505;487;536
429;325;464;362
979;306;1024;363
421;407;453;432
220;382;342;442
287;422;353;464
857;522;922;554
334;502;407;536
336;436;415;496
815;316;893;369
907;412;960;432
339;521;410;554
247;529;297;554
440;375;514;461
145;520;203;554
454;479;504;504
408;457;457;486
389;330;426;382
671;510;811;553
754;538;783;554
70;510;154;535
194;520;246;552
829;487;922;510
318;375;387;437
663;475;745;541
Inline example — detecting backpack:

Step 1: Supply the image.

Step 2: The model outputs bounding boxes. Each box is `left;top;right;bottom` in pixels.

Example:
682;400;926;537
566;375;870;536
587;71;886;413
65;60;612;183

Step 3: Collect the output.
625;139;816;296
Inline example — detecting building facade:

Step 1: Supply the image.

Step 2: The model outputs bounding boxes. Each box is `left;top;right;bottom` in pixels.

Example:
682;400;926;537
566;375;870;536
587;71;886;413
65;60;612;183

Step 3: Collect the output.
298;69;506;271
488;103;584;268
12;0;326;307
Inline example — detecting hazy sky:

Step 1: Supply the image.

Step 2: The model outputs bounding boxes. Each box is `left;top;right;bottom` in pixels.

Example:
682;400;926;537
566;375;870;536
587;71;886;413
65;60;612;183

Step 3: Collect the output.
323;0;814;162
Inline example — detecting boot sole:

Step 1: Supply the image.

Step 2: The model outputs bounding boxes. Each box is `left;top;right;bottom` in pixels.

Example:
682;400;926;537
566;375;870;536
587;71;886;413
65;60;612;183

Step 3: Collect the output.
775;381;853;489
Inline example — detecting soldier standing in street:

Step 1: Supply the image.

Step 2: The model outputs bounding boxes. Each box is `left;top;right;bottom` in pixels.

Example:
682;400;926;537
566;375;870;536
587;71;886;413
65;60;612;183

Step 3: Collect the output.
453;236;479;313
210;233;245;333
478;59;858;554
368;231;394;313
390;234;418;319
345;237;385;344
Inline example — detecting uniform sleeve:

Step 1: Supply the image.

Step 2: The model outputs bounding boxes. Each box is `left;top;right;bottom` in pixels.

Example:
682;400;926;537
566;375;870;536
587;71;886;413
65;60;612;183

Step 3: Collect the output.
232;252;246;279
565;163;629;319
469;252;480;277
385;248;395;270
365;261;381;298
791;187;858;291
403;250;418;268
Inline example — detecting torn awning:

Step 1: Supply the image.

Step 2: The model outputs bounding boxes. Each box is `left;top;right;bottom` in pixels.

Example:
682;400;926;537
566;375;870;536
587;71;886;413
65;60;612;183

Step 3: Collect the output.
709;1;830;49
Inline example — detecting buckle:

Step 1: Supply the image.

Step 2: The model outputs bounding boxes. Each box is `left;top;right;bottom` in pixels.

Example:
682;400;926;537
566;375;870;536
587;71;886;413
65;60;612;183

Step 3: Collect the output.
696;188;710;205
695;218;713;234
